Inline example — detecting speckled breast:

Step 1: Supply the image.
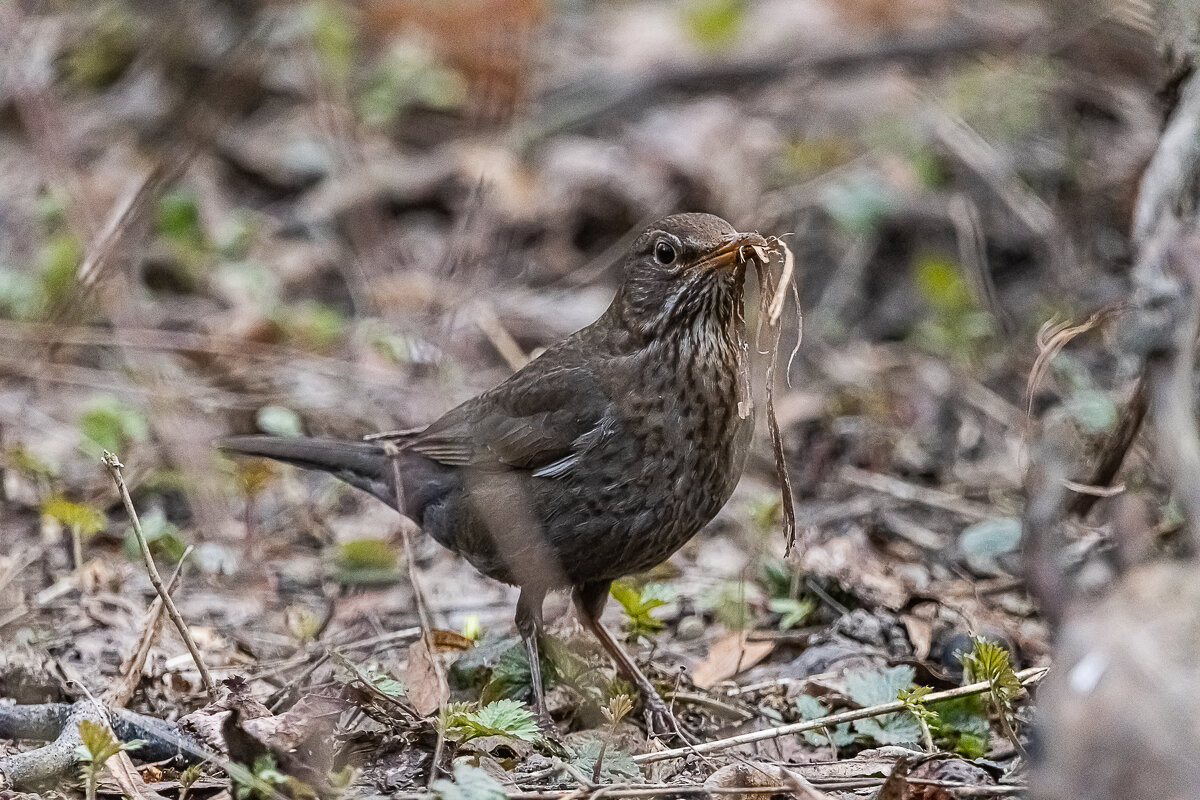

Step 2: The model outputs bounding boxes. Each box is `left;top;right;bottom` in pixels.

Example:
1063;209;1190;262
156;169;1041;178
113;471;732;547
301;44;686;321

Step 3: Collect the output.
542;334;755;585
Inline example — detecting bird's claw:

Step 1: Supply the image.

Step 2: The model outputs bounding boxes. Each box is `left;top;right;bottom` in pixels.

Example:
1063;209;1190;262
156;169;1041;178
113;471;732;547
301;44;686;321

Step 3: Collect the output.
642;694;689;741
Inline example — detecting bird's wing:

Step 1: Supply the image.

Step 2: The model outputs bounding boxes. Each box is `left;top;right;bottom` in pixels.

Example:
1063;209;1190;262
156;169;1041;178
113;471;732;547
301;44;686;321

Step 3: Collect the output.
402;362;616;475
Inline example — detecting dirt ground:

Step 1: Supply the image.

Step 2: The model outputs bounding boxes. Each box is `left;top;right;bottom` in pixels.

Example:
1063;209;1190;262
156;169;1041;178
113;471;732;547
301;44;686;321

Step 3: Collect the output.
0;1;1192;798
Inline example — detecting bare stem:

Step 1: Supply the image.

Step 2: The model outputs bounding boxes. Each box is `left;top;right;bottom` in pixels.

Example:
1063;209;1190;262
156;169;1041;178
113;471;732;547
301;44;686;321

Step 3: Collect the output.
101;451;217;699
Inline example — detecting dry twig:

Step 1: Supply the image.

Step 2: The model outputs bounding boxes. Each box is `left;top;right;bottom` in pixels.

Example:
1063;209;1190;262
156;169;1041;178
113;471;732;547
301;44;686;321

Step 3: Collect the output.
102;452;217;699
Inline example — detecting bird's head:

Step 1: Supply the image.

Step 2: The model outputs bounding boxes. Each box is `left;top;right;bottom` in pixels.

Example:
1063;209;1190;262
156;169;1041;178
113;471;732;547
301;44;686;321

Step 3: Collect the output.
614;213;769;339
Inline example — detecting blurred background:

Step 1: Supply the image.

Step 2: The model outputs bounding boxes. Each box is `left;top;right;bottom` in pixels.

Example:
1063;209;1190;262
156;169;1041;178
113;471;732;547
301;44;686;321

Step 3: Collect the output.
0;0;1190;792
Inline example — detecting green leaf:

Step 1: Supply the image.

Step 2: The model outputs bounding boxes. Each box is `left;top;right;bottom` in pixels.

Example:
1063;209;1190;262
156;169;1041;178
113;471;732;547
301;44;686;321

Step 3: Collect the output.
308;0;357;83
42;496;107;536
681;0;747;48
123;508;187;563
845;665;915;706
78;394;149;456
334;538;400;586
568;738;642;782
432;763;507;800
959;637;1021;714
795;694;855;747
275;301;347;353
758;554;794;598
929;695;990;758
38;232;82;308
911;252;994;363
846;665;922;745
61;5;138;89
76;719;123;763
3;445;58;482
438;699;540;743
698;580;761;630
155;189;206;250
232;754;293;800
611;580;671;641
255;405;303;438
769;597;816;630
369;671;404;698
359;41;466;127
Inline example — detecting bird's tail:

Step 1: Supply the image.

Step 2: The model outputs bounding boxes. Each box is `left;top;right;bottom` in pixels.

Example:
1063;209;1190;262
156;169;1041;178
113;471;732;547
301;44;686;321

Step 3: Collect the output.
219;436;396;509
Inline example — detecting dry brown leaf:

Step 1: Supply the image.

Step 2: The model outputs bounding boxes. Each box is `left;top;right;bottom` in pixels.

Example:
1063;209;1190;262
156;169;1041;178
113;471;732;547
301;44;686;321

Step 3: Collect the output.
432;629;475;651
405;636;449;717
876;755;910;800
691;632;774;688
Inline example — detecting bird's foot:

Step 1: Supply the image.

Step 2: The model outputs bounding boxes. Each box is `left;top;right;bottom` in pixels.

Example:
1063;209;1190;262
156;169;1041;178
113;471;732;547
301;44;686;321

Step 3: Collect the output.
535;708;558;736
642;692;693;743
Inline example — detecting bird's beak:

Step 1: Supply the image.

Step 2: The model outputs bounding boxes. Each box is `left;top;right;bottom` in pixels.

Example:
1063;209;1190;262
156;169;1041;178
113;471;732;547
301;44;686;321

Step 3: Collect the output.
695;231;770;271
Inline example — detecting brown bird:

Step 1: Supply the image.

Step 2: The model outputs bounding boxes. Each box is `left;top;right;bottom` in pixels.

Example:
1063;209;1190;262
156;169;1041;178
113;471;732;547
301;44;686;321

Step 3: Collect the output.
222;213;770;733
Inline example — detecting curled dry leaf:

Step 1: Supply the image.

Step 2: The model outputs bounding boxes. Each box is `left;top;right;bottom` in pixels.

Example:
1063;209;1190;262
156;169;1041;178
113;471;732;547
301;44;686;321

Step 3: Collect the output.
405;636;449;718
691;631;775;689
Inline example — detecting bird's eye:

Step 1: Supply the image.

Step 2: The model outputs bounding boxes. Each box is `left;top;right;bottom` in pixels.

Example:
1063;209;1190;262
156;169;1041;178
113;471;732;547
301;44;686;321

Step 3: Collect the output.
654;240;677;265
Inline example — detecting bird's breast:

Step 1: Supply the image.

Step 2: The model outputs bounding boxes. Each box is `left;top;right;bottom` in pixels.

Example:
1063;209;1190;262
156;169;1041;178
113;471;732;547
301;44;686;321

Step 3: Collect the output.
546;330;752;580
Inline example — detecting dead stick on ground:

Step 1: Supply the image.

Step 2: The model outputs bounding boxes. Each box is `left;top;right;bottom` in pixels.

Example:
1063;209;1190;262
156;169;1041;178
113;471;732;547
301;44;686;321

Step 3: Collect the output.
840;465;997;521
103;547;192;708
102;452;217;699
633;667;1047;764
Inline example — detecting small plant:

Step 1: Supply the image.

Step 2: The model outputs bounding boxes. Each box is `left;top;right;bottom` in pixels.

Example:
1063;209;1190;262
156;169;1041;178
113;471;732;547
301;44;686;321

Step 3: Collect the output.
75;719;143;800
912;253;994;365
42;496;107;571
768;597;816;631
698;580;761;630
178;763;202;800
681;0;747;48
610;580;672;642
231;754;292;800
121;507;187;564
333;538;400;585
897;685;937;751
77;394;149;457
844;665;923;746
438;699;540;744
592;693;633;783
285;605;323;644
960;636;1023;753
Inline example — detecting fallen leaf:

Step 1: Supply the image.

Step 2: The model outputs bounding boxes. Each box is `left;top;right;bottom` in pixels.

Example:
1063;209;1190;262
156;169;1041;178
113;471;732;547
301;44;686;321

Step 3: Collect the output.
875;755;909;800
691;631;774;688
433;629;475;651
406;635;449;717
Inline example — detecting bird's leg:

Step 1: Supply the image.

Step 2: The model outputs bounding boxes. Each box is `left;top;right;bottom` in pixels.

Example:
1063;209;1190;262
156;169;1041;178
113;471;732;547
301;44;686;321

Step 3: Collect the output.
572;581;679;738
514;587;553;731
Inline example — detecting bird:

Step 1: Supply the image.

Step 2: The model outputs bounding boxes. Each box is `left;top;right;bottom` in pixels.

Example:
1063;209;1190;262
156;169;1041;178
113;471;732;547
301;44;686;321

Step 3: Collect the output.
221;212;772;733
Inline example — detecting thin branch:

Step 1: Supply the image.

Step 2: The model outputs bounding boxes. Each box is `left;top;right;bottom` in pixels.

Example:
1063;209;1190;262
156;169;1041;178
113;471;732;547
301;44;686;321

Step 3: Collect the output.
839;465;998;521
102;452;217;699
1067;369;1149;519
102;547;192;708
632;667;1047;764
